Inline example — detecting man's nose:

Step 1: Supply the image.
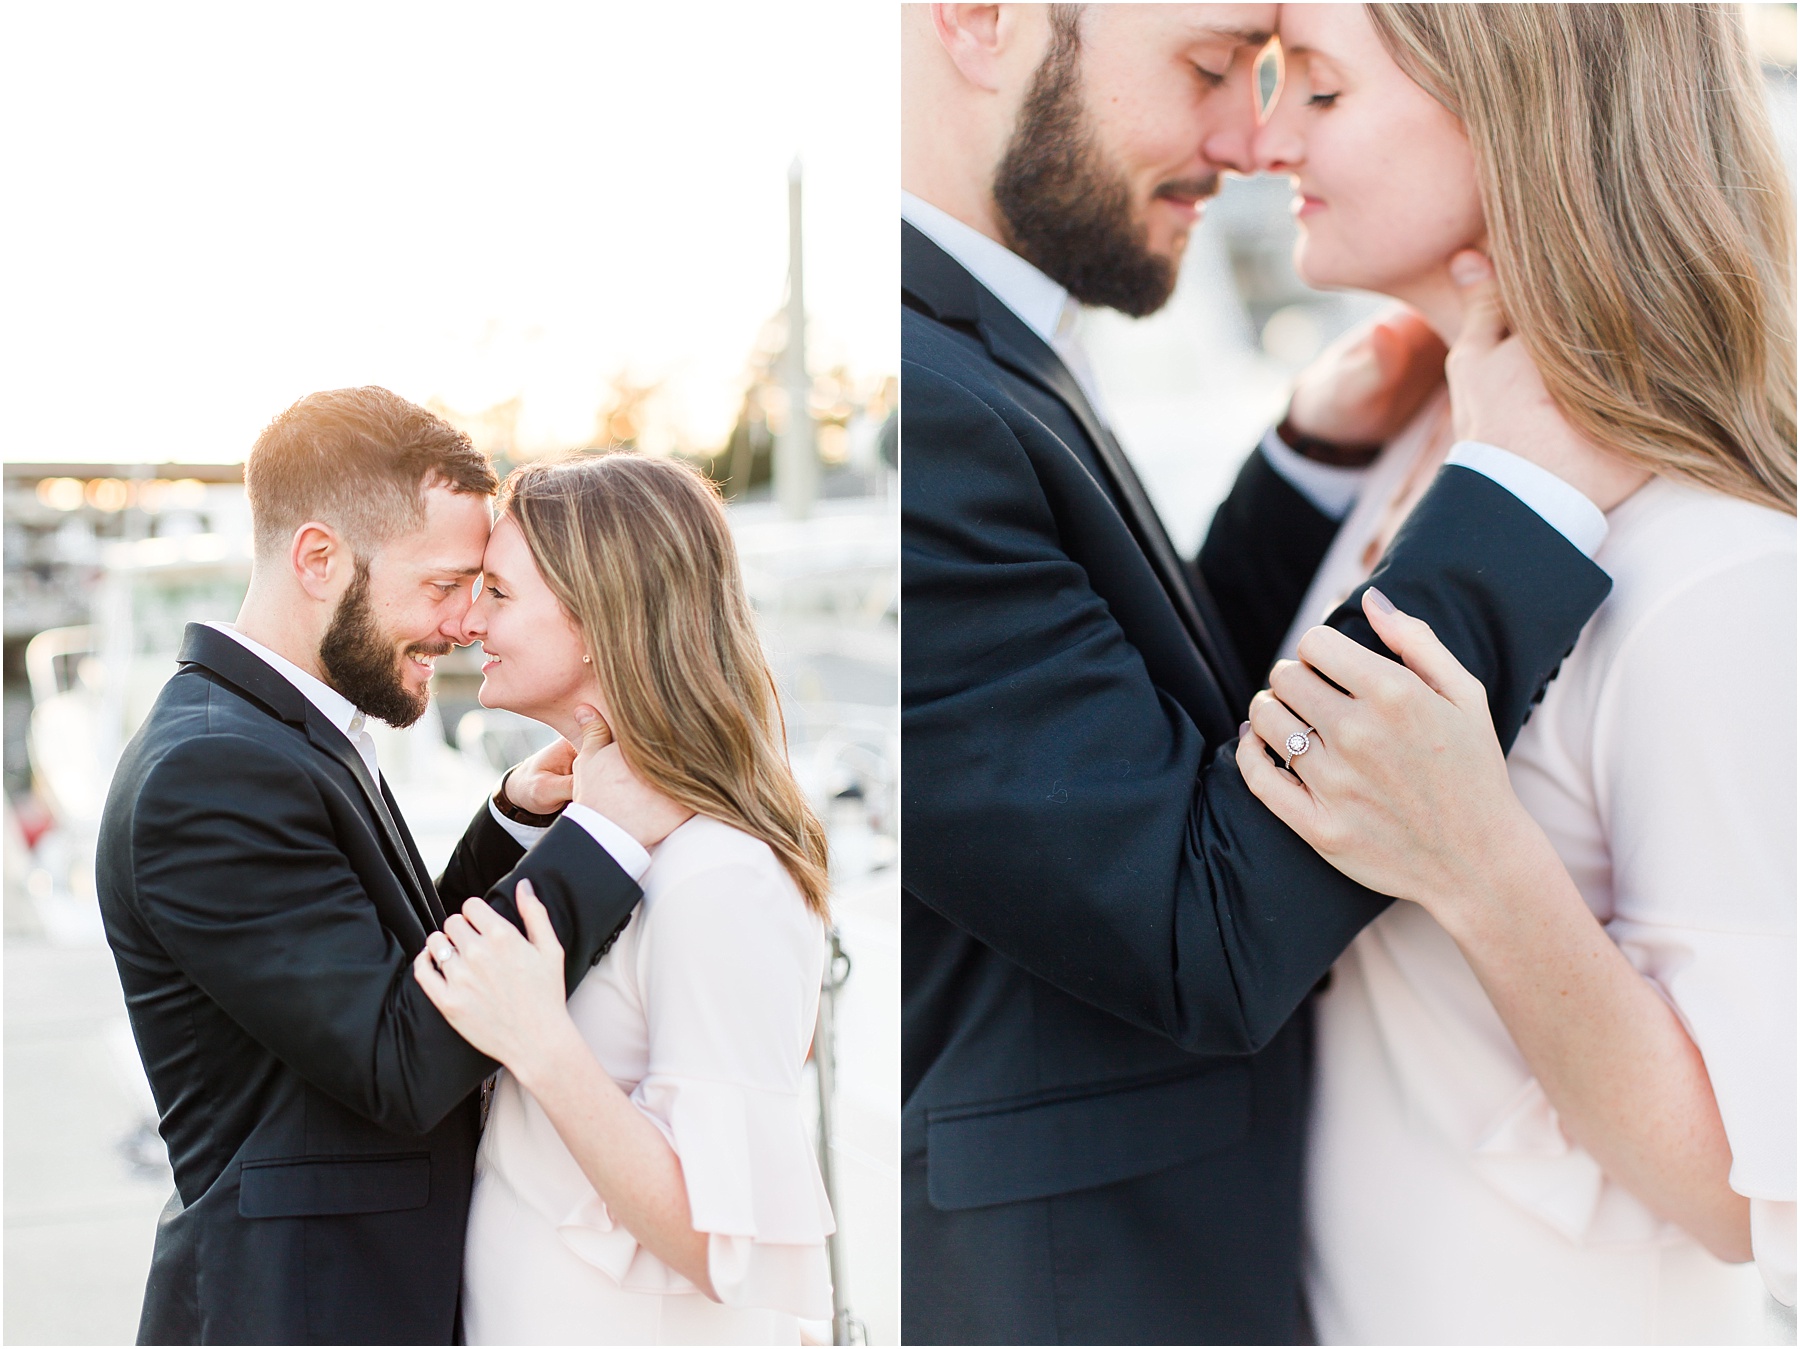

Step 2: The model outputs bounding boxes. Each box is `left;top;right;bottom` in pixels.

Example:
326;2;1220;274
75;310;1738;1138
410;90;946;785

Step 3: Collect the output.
447;586;483;646
1203;122;1258;175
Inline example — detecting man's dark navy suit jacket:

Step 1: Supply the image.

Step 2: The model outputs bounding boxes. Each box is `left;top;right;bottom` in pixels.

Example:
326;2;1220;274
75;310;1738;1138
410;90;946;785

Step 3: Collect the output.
97;623;643;1344
900;219;1610;1344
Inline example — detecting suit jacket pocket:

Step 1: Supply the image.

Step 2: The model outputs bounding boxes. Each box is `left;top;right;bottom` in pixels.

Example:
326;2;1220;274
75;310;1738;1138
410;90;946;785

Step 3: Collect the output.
926;1063;1249;1211
238;1153;431;1218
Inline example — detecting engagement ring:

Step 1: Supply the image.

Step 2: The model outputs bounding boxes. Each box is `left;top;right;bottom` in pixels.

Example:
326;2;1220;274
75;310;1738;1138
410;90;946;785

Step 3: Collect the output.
1283;728;1314;769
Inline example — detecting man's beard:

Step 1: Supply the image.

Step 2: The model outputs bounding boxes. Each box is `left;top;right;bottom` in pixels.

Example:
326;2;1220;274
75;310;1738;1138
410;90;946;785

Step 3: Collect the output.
318;561;445;729
992;21;1213;318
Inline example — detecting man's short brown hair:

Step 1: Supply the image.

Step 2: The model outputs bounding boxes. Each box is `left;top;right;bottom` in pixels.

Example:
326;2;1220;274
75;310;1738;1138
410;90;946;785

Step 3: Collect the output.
244;386;497;558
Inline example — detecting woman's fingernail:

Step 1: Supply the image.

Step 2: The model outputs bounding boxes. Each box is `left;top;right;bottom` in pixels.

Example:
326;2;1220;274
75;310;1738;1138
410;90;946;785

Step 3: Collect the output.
574;706;595;725
1366;586;1397;615
1239;720;1252;738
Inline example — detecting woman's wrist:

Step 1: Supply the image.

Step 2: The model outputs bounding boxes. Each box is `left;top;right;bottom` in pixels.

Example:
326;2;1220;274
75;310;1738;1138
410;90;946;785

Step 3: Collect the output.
508;1008;590;1100
1424;804;1564;946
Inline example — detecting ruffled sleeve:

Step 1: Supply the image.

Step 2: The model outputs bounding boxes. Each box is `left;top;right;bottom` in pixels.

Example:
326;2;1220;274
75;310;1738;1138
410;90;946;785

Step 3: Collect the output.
1599;549;1794;1303
1475;545;1796;1300
548;839;835;1317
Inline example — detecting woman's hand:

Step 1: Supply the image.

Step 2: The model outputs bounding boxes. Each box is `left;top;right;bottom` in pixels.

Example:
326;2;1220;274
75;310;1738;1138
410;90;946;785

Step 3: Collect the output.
1236;588;1543;929
413;881;580;1086
1240;590;1754;1262
1445;250;1649;512
418;875;722;1295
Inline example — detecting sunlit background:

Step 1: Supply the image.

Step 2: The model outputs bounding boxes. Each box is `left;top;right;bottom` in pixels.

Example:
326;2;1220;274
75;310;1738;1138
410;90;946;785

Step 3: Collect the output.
3;5;897;1345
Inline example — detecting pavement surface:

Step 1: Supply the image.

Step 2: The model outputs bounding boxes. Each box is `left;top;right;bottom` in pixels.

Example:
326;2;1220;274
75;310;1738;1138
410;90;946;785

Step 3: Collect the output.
3;804;898;1346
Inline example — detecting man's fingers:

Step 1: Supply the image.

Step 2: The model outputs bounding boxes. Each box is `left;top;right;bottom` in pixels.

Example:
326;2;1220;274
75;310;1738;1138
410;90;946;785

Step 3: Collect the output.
573;705;614;756
1448;250;1505;354
1362;589;1485;707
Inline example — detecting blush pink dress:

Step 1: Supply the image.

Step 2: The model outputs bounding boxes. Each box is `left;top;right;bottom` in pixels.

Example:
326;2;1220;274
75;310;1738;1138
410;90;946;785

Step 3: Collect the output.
1280;406;1796;1343
461;816;834;1345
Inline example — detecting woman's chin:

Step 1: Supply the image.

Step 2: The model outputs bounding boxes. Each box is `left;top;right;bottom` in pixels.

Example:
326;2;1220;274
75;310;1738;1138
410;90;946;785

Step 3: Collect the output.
475;679;514;715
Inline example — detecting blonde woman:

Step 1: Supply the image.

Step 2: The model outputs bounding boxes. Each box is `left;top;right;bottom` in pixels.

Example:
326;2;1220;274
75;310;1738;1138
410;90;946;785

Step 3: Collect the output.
1237;4;1794;1342
413;454;834;1344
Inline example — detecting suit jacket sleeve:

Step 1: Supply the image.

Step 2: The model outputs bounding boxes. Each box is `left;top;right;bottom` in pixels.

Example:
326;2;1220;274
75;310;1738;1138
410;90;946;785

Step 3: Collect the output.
129;742;641;1135
902;358;1610;1056
1196;445;1341;686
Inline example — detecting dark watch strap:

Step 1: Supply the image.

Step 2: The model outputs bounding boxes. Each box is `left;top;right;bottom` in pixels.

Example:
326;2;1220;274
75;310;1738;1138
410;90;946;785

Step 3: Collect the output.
1275;414;1384;469
493;768;565;828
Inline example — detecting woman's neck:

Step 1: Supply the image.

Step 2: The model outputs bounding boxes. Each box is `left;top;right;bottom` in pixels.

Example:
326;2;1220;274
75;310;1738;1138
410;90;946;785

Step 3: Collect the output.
1386;267;1466;346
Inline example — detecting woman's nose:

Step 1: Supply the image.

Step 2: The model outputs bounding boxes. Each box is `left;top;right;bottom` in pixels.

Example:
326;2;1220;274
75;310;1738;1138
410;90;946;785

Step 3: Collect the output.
1253;107;1303;174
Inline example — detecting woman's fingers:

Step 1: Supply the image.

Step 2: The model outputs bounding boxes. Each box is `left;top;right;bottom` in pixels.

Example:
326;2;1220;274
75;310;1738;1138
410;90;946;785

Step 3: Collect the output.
1268;656;1353;739
460;895;500;935
1295;620;1418;707
515;881;564;958
443;912;477;948
1247;688;1323;781
416;945;456;1006
1361;588;1486;709
1236;723;1315;833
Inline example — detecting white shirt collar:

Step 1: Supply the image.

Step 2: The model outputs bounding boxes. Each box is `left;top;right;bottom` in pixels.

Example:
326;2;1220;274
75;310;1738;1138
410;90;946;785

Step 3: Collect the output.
206;621;380;779
902;191;1078;348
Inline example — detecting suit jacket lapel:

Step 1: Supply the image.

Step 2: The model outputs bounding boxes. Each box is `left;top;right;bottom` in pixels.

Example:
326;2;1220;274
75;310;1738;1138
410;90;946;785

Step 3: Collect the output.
902;221;1249;721
382;777;447;928
299;713;441;933
176;624;443;935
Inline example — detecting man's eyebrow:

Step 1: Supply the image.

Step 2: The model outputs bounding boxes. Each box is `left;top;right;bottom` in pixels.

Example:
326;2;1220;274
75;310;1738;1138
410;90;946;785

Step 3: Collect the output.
1192;24;1273;46
430;562;485;577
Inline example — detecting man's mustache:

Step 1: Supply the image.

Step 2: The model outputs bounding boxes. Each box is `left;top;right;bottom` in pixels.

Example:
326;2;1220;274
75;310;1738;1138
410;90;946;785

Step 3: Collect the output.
406;641;454;658
1154;176;1220;203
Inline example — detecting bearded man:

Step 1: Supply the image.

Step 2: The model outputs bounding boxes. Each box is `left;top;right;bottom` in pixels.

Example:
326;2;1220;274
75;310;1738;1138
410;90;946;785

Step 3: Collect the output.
96;387;686;1344
901;5;1624;1342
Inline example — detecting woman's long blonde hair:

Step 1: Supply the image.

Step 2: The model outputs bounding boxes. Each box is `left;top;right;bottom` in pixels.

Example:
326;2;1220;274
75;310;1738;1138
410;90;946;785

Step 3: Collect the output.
1368;3;1796;514
499;452;830;917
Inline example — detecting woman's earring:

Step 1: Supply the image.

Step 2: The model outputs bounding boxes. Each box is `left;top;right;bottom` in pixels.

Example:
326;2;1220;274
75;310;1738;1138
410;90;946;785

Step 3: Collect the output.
582;655;591;664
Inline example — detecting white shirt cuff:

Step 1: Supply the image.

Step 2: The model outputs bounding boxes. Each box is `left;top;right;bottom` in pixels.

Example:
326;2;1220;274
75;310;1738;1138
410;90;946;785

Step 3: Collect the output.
487;797;653;883
1446;441;1609;559
488;797;551;852
1259;427;1369;522
561;802;653;882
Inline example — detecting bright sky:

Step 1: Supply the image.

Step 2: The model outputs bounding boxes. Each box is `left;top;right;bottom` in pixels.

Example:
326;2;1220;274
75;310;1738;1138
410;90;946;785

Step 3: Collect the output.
1;3;896;463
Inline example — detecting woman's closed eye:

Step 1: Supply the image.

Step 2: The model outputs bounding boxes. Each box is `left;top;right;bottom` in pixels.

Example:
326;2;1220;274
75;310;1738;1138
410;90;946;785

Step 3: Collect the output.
1307;90;1340;108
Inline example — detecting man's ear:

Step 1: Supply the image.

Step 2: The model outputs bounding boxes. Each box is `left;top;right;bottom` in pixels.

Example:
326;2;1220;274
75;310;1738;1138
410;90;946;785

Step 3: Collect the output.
290;521;349;601
932;4;1012;92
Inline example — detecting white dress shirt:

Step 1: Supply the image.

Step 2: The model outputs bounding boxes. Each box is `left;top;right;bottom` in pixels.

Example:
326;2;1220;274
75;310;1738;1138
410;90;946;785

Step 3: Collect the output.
901;191;1607;557
205;623;649;882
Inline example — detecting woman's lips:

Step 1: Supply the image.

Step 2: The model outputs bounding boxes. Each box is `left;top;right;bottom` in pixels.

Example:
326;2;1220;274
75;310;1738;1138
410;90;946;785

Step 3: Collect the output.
1294;193;1327;217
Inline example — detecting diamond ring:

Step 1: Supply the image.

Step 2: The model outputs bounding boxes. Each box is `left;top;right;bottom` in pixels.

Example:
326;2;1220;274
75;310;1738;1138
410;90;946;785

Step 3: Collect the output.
1283;727;1315;770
